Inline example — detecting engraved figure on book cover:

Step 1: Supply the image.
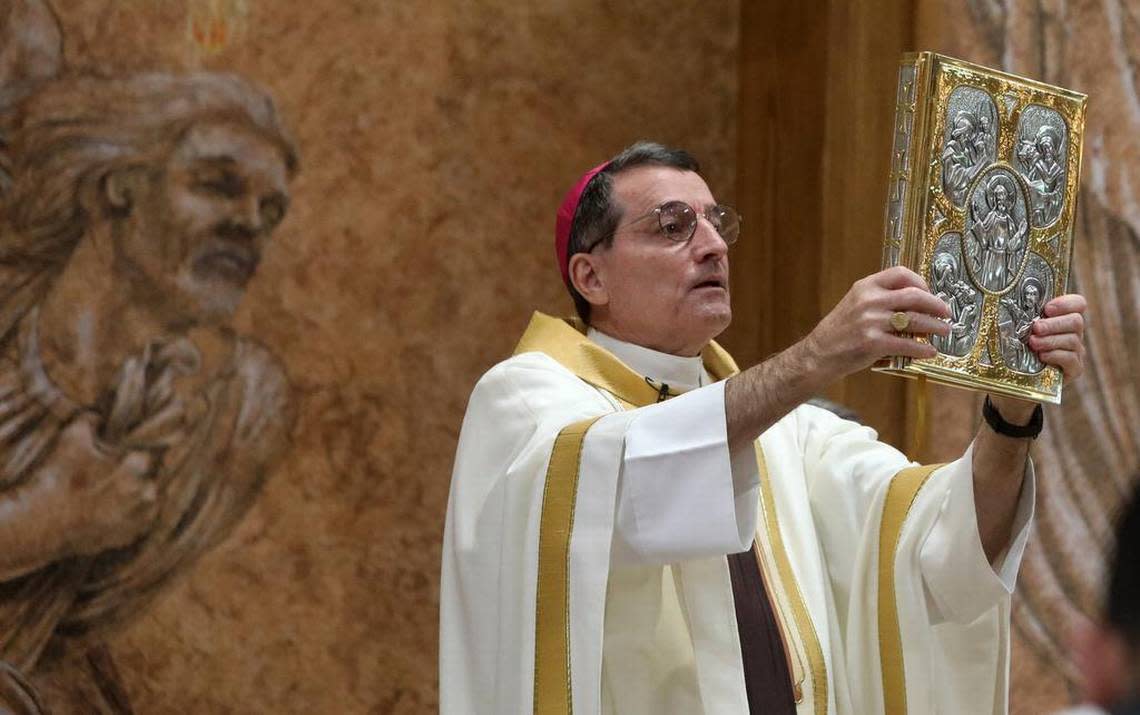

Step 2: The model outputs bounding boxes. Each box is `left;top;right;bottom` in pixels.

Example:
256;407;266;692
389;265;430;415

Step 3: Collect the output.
930;250;979;356
999;277;1046;373
966;172;1029;292
1017;124;1064;225
941;95;997;206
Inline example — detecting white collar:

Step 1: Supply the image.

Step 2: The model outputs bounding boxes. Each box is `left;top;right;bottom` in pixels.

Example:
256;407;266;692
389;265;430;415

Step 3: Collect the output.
586;327;706;391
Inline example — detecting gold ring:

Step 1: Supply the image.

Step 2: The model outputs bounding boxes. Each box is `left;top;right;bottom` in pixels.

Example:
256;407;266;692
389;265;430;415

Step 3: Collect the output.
889;311;911;332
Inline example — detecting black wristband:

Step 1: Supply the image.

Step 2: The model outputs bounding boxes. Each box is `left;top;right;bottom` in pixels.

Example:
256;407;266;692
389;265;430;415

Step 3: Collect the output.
982;396;1044;439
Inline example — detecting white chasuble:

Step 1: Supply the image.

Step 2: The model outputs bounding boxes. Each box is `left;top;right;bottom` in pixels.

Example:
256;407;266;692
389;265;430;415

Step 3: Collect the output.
440;312;1034;715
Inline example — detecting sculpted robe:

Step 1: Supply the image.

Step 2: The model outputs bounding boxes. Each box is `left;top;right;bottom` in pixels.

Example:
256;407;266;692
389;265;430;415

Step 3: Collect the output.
970;208;1027;292
0;301;292;711
441;313;1034;714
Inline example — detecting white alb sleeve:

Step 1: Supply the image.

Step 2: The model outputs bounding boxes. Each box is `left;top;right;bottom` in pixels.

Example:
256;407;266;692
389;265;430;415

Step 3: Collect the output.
610;381;760;566
919;441;1036;625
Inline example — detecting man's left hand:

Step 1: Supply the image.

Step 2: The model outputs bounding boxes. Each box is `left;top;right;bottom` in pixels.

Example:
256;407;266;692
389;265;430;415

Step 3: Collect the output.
1028;293;1087;380
987;293;1087;424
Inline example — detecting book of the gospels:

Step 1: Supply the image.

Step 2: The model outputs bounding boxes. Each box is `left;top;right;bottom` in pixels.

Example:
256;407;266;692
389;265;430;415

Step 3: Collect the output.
876;52;1087;404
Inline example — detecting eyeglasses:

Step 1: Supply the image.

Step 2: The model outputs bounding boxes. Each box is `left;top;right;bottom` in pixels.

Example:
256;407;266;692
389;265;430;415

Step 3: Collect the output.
623;200;742;245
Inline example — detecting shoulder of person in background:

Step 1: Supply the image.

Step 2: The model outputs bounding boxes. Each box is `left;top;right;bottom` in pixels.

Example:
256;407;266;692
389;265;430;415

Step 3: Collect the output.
1051;705;1110;715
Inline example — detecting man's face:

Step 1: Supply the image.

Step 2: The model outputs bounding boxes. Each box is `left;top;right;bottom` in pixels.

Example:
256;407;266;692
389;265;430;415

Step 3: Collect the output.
935;259;952;284
1023;284;1040;311
952;115;973;140
582;166;731;356
994;185;1011;214
114;119;291;325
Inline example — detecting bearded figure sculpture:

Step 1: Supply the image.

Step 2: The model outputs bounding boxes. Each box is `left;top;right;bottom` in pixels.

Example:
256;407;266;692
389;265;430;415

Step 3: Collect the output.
0;1;298;711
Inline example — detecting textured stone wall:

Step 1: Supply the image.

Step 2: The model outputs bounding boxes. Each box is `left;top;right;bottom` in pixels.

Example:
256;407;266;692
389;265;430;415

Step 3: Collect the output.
916;1;1140;712
8;1;738;712
21;3;1130;713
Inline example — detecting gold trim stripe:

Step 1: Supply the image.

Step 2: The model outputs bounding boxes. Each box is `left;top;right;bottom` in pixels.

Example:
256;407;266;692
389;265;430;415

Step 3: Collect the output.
755;446;829;715
533;416;602;715
519;312;823;710
513;312;741;405
877;463;944;715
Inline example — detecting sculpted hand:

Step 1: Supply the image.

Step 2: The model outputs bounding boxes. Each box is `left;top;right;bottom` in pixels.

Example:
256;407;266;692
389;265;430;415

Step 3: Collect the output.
103;338;203;452
32;413;161;557
803;266;951;382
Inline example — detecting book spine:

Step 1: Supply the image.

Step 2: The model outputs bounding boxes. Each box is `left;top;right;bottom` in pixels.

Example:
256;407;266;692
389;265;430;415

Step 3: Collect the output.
881;56;921;272
881;55;924;370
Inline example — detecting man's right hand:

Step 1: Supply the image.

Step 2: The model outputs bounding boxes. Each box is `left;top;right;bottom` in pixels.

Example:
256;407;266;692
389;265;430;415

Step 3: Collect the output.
34;413;161;557
725;267;951;451
802;266;951;383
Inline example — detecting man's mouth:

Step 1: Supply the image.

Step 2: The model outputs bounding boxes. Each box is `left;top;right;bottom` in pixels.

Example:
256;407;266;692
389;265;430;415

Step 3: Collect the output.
195;246;260;285
692;277;727;291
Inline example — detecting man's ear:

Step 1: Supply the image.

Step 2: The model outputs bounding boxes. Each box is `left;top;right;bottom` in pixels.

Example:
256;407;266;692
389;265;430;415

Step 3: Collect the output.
569;252;608;308
100;165;150;217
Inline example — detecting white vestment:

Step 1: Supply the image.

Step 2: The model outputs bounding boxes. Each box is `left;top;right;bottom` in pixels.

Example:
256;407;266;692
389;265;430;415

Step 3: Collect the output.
440;313;1034;715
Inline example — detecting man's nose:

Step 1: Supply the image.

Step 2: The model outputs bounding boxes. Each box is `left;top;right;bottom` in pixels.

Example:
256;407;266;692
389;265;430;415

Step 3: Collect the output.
231;195;265;235
690;217;728;260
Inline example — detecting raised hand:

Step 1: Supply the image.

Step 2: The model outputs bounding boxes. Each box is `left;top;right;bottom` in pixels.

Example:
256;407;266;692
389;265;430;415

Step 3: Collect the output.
1027;293;1087;380
804;266;951;382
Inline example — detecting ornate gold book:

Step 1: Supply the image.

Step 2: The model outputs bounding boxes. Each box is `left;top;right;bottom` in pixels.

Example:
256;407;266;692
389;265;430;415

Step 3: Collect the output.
876;52;1087;404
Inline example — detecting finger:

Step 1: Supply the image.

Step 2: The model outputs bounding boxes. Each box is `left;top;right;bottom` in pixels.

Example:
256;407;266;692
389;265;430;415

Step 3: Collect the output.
1032;313;1084;337
888;286;951;318
115;450;154;480
1044;294;1087;317
1039;349;1084;379
123;401;186;447
881;335;938;360
875;266;930;291
887;311;951;337
144;370;175;413
1028;333;1082;353
140;481;157;503
105;356;148;440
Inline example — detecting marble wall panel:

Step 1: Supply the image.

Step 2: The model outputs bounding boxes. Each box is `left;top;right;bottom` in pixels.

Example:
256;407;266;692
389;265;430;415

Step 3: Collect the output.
916;1;1140;712
0;1;739;712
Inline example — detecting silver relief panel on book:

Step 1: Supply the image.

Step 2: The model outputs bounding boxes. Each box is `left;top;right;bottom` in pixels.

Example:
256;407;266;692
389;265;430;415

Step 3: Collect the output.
941;86;998;207
934;92;1059;374
1014;104;1068;227
963;166;1031;294
929;232;983;357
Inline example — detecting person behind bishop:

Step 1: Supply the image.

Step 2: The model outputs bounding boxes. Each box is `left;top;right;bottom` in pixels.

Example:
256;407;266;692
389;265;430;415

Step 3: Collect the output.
440;142;1088;714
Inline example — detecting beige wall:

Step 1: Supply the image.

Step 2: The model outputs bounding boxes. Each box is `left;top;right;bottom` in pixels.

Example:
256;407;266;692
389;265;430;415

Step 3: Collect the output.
22;1;739;712
5;1;1134;713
